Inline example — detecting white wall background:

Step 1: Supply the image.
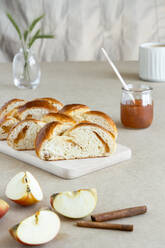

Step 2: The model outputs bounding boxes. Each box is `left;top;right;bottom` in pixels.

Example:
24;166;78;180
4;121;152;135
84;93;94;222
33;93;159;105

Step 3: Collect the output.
0;0;165;62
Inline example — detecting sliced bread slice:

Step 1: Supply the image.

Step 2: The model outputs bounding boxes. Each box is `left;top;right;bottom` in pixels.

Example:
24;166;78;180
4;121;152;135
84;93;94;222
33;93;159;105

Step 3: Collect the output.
7;119;45;150
35;122;116;161
0;117;19;140
64;122;116;155
0;99;26;119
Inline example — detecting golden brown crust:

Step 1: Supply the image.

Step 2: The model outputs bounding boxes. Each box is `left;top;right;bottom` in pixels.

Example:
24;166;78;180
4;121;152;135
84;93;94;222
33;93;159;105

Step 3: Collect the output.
83;110;117;135
17;100;58;114
0;99;25;116
43;113;76;124
36;97;63;108
35;121;61;157
59;104;89;115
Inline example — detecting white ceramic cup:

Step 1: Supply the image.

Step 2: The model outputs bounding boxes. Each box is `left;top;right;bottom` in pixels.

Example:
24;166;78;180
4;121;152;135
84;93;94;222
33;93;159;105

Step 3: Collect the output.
139;42;165;82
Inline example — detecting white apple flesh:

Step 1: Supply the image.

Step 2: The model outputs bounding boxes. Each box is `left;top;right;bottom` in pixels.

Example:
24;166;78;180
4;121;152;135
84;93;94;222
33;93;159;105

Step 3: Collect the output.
0;199;9;218
5;171;43;206
9;209;60;246
50;188;97;218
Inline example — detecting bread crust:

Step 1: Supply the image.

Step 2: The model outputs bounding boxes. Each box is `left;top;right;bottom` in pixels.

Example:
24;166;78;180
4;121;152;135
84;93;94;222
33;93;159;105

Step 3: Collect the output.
59;104;89;115
17;100;58;114
42;113;76;124
36;97;63;108
83;110;117;136
35;121;61;157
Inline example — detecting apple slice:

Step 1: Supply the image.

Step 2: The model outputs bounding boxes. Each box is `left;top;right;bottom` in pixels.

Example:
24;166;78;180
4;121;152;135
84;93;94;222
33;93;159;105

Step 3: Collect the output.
0;199;9;218
50;188;97;218
5;171;43;206
9;209;60;246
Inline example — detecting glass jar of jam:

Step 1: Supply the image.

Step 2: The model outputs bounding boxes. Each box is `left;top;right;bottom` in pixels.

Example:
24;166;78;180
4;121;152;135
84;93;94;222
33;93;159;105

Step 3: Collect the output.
121;84;153;129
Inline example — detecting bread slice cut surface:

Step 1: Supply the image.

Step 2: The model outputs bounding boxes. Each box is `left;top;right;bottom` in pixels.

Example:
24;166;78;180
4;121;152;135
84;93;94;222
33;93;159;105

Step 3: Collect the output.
7;119;45;150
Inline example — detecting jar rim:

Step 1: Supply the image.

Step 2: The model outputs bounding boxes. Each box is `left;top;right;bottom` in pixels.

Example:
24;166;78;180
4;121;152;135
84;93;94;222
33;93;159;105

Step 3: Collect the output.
122;84;153;93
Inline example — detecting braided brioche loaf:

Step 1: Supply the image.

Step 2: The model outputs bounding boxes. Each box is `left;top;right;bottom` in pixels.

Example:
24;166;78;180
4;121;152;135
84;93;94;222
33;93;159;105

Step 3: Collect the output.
0;98;117;161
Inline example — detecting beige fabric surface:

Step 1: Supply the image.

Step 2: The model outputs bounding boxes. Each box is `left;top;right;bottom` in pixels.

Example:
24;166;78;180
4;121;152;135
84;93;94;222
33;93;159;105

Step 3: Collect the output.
0;61;165;247
0;0;165;62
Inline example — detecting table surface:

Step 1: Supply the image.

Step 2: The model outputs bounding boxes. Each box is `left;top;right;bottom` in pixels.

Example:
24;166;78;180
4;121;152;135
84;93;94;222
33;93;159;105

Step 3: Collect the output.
0;62;164;248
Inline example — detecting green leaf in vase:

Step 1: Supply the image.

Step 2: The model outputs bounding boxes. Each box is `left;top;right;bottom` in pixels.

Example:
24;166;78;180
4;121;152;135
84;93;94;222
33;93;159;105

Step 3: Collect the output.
29;14;45;33
35;35;54;39
7;12;54;50
24;30;28;42
6;13;22;40
28;29;41;48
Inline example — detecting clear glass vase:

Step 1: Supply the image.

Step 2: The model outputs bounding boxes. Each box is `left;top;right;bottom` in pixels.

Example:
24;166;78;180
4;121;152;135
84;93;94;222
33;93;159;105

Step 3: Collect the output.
13;48;41;89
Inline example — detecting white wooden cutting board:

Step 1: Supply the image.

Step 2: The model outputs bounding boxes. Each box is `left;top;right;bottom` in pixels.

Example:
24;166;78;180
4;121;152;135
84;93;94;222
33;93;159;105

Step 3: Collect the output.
0;141;131;179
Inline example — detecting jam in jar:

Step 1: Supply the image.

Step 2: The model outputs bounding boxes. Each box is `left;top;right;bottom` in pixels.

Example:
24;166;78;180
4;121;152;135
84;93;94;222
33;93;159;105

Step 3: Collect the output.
121;84;153;129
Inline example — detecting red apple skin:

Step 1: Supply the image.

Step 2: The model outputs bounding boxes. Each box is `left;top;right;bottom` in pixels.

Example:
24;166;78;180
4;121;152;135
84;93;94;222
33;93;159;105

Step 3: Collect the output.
0;199;9;218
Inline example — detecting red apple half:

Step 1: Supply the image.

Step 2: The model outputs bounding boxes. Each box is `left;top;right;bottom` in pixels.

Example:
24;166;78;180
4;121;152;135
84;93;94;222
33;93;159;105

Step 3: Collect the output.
5;171;43;206
9;209;60;245
50;188;97;218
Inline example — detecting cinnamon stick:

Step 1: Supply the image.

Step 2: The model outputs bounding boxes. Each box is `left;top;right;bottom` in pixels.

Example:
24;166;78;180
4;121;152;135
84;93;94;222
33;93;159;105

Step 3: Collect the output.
91;205;147;222
77;221;133;232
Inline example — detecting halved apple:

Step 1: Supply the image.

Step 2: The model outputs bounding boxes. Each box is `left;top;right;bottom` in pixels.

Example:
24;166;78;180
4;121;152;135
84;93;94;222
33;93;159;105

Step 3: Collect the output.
0;199;9;218
50;188;97;218
5;171;43;206
9;209;60;246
